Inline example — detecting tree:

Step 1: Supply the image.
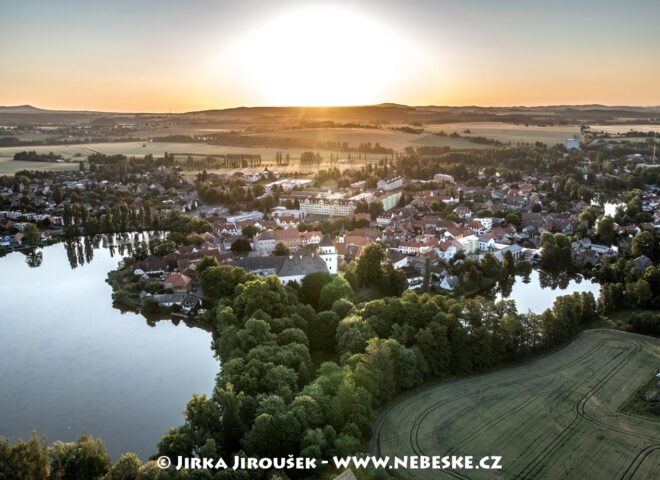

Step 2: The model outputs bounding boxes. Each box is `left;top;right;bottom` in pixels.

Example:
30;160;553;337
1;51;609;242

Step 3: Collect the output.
310;311;340;351
540;232;572;271
631;231;655;259
105;453;141;480
631;279;652;307
273;242;290;256
356;243;386;289
596;215;616;245
231;238;252;255
196;255;219;275
242;225;259;238
23;223;40;245
505;213;521;227
299;272;332;311
49;433;111;480
318;276;353;311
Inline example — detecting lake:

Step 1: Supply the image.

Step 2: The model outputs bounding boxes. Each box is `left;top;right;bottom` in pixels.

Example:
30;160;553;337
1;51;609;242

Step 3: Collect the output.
0;235;218;460
494;270;601;314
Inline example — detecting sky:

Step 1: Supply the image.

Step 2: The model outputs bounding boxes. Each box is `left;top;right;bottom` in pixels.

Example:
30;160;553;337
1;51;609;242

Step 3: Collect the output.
1;0;659;111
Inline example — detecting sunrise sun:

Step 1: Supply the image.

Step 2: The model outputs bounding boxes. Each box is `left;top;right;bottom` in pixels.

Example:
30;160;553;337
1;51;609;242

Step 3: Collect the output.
216;4;425;106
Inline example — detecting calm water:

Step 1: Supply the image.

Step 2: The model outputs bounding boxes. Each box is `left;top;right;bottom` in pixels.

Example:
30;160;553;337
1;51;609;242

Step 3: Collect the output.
495;270;601;314
0;236;218;460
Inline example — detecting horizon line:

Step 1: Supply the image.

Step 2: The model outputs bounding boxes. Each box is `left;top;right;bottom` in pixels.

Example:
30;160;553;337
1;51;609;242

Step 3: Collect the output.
2;101;660;116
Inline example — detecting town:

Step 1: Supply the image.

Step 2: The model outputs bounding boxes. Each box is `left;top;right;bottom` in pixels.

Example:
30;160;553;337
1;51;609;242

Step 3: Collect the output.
2;136;659;317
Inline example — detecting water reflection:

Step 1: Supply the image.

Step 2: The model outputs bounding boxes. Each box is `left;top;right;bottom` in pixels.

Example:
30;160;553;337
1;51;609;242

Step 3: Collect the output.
0;234;215;459
487;270;601;314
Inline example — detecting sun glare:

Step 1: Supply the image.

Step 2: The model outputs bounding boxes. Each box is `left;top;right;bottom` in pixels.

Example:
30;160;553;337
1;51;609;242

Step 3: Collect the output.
216;5;427;106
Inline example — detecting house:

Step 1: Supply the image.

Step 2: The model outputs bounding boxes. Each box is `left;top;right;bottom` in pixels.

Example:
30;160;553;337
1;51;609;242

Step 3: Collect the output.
632;255;653;274
254;230;277;254
377;213;395;226
453;206;472;220
405;271;424;290
478;236;496;252
274;226;301;252
440;275;460;291
300;231;323;245
436;239;461;261
164;273;192;292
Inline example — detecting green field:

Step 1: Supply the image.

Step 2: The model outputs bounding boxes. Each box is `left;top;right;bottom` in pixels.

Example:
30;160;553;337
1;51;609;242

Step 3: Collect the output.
375;330;660;480
423;122;579;146
0;157;78;174
0;141;393;175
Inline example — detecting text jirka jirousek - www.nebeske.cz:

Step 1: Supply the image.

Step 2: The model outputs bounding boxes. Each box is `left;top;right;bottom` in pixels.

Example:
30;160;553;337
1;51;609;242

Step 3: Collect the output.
165;455;503;471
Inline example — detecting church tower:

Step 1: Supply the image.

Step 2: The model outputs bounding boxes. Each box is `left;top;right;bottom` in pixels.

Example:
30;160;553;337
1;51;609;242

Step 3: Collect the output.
318;235;338;274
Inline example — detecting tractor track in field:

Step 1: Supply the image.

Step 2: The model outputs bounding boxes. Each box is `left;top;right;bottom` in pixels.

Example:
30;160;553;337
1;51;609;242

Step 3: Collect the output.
619;443;660;480
372;331;660;480
513;343;640;479
408;339;609;456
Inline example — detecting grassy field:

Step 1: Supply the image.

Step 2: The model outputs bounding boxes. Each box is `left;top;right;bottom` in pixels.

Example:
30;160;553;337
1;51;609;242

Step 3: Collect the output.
590;124;660;134
247;127;424;150
423;122;579;146
375;329;660;480
0;141;394;176
0;157;78;174
0;141;390;163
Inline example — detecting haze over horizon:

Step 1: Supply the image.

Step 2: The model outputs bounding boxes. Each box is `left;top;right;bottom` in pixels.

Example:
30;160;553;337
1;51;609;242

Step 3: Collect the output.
2;0;659;112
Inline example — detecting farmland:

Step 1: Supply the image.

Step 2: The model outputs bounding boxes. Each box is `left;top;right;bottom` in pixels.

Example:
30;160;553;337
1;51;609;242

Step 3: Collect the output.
0;141;391;175
423;122;580;146
375;330;660;480
0;157;78;174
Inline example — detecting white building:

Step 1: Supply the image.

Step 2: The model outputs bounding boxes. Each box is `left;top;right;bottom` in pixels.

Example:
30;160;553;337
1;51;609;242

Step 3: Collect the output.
318;235;338;273
271;206;305;219
379;191;402;212
264;178;313;192
474;217;493;232
223;211;264;223
301;198;356;217
377;175;404;191
433;173;455;184
377;213;394;226
349;192;375;203
460;235;479;254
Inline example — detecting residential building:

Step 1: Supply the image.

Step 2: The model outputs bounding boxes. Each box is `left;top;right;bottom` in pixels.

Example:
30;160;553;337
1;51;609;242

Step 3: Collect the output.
433;173;455;184
300;198;356;217
379;191;402;212
377;175;404;191
223;211;264;223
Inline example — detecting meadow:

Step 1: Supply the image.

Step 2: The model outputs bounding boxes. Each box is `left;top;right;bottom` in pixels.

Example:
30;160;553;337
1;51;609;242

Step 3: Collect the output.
423;122;579;146
0;141;389;175
0;157;78;174
248;126;423;150
375;329;660;480
590;124;660;134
